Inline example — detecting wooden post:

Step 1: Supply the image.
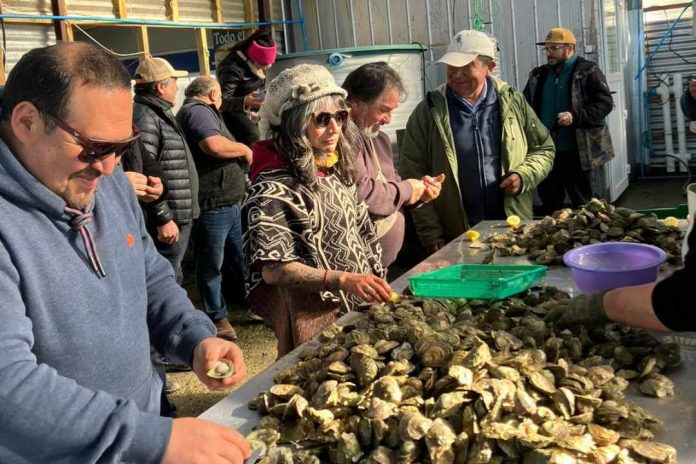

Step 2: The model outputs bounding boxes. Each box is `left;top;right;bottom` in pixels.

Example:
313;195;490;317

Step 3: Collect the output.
211;0;223;23
257;0;273;32
137;26;150;56
51;0;70;41
167;0;179;22
0;45;5;84
114;0;128;18
244;0;254;23
65;23;74;41
195;28;211;76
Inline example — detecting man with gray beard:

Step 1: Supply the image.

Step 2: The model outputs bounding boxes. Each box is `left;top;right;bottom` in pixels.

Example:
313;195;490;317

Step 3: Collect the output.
343;62;445;268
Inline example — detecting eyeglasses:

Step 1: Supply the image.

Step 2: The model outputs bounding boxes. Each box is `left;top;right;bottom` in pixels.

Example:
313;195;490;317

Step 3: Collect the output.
542;45;568;54
44;113;141;163
312;110;350;128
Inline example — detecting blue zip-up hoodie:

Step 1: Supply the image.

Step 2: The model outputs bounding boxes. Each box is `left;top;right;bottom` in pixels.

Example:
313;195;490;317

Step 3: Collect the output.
0;138;215;463
446;77;505;226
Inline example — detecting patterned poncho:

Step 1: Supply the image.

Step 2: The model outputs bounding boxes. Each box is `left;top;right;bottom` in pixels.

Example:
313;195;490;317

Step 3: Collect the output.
243;166;385;312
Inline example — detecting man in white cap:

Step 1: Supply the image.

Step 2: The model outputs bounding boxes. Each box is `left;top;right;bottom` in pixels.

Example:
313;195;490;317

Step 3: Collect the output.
524;27;614;215
400;30;554;254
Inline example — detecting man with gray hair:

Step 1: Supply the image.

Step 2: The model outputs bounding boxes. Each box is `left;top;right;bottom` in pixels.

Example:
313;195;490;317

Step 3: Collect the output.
177;76;252;341
400;30;555;253
342;62;444;268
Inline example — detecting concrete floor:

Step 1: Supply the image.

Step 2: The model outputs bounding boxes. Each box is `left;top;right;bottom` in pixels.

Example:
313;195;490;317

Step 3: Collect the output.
614;178;690;211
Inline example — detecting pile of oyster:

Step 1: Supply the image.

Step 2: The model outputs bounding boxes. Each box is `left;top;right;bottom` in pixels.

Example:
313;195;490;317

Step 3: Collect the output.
246;289;679;463
484;199;683;266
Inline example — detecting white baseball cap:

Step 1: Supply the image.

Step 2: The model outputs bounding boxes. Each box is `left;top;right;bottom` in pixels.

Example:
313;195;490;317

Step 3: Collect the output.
437;30;497;67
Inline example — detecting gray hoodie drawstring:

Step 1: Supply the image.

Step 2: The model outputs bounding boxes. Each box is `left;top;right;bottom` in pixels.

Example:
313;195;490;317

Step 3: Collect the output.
64;207;106;278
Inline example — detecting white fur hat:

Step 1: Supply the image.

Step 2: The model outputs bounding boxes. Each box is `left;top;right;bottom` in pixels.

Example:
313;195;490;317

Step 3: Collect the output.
258;64;347;139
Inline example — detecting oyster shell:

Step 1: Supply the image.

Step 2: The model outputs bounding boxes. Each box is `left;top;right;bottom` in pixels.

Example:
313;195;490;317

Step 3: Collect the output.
246;294;680;463
206;359;235;379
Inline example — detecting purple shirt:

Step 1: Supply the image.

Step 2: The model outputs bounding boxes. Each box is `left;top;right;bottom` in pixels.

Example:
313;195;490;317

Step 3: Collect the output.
354;131;413;268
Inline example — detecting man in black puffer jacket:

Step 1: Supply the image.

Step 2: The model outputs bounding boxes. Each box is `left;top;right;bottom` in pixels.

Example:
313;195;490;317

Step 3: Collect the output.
133;56;199;284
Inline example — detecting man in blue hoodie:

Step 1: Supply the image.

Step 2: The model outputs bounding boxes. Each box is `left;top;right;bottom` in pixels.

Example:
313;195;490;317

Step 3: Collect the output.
0;42;250;463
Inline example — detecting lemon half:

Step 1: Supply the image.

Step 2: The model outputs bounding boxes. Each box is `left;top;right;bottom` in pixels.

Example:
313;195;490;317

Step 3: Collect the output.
464;230;480;242
663;216;679;227
506;215;521;228
388;292;400;304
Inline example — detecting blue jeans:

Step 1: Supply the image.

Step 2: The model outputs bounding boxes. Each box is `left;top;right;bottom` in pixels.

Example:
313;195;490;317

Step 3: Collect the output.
195;204;244;322
151;221;192;285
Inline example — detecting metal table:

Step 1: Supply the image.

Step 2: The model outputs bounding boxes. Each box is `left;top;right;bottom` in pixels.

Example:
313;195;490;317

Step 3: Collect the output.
200;220;696;460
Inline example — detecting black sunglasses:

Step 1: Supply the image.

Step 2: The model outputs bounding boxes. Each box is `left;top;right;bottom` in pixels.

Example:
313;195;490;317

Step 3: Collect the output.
312;110;350;128
45;113;141;163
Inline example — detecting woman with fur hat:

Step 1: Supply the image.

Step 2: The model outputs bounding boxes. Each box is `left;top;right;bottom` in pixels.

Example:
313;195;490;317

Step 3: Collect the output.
243;64;392;356
217;29;277;146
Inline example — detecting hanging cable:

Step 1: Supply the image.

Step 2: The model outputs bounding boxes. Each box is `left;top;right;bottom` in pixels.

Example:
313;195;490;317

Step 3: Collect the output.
73;24;145;57
664;10;696;65
471;0;501;31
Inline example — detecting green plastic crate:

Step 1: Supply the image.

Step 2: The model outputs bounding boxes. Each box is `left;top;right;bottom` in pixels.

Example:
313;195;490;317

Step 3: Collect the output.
408;264;548;300
636;204;688;219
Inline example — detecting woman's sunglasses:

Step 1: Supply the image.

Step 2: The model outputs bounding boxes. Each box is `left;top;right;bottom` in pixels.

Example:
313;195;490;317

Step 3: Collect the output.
45;113;141;163
312;109;350;128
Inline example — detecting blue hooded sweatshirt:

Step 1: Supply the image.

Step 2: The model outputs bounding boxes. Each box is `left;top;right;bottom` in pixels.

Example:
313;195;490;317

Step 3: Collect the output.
0;138;216;463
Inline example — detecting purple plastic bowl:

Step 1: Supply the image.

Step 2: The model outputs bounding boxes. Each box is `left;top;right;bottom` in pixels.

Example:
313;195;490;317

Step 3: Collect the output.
563;242;667;293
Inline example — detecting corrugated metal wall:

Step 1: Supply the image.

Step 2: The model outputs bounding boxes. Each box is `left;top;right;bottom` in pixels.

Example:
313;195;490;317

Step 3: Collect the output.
126;0;167;20
1;0;52;15
290;0;601;91
65;0;117;18
221;0;248;23
643;9;696;169
4;25;57;76
178;0;217;23
0;0;249;22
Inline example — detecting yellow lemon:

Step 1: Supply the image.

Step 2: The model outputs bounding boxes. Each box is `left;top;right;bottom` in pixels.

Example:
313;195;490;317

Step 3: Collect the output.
464;230;480;242
663;216;679;227
389;292;400;304
506;215;521;228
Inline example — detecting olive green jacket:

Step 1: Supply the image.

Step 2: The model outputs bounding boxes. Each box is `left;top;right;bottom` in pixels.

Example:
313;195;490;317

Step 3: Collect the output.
399;78;555;248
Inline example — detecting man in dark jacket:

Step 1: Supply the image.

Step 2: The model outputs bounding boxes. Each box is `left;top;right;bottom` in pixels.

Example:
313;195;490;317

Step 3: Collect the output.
121;138;166;209
133;56;199;284
177;76;252;341
524;28;614;215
